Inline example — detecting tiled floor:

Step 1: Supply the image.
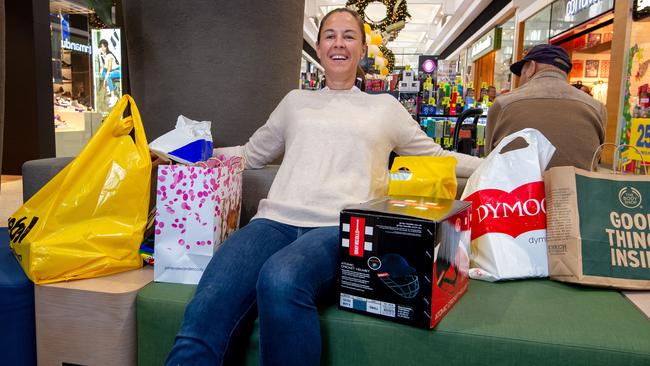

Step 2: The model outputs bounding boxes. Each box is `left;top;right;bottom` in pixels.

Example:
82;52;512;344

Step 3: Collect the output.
0;175;23;227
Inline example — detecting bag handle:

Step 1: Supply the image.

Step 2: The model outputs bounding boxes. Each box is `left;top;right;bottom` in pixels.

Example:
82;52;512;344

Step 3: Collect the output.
492;128;538;154
106;95;149;158
590;143;648;175
194;156;245;174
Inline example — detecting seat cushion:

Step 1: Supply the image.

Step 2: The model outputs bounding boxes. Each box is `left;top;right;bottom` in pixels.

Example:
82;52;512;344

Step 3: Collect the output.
137;279;650;365
0;227;36;365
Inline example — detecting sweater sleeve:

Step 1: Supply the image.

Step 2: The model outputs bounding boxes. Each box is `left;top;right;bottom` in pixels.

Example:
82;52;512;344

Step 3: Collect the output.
392;101;482;178
242;92;294;169
213;92;292;169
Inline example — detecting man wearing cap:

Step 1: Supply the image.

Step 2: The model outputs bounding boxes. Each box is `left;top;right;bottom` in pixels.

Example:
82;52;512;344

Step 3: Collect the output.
485;44;606;170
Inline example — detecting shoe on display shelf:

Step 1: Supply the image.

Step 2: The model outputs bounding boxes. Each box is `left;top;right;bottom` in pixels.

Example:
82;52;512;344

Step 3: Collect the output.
55;97;72;107
72;101;89;112
54;114;69;129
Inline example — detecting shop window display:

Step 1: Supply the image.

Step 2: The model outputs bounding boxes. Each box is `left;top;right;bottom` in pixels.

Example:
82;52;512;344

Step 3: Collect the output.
51;13;93;121
91;28;123;113
554;14;614;105
620;17;650;170
50;12;120;158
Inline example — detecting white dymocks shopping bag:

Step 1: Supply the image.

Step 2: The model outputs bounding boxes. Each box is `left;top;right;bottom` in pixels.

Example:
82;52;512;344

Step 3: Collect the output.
154;158;243;284
461;128;555;281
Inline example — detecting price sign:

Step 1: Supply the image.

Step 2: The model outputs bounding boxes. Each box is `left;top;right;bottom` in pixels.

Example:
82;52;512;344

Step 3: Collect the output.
629;118;650;161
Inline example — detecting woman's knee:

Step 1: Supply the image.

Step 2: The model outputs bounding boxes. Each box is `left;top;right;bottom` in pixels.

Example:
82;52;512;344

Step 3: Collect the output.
256;258;304;304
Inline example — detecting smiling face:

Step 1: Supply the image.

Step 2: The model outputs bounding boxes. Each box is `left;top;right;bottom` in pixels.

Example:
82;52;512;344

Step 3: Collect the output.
316;11;366;89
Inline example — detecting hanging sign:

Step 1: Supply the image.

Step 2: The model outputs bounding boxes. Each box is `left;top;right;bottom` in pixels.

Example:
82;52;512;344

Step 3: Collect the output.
634;0;650;20
470;28;502;62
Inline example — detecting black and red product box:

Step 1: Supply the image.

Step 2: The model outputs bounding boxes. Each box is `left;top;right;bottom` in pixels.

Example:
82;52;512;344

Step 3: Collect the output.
338;196;471;329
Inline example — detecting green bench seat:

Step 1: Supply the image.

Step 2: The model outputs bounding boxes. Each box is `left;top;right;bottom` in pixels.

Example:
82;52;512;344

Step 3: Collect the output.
137;279;650;365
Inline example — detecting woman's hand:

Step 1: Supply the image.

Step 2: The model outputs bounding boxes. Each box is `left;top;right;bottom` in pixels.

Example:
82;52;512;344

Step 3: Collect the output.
150;150;168;167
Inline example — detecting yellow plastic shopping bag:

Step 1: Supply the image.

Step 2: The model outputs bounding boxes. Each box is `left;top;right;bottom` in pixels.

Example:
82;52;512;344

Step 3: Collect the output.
388;156;457;199
8;95;151;284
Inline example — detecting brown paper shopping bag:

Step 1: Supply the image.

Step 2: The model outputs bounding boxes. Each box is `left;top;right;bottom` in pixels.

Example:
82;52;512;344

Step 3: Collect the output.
544;144;650;290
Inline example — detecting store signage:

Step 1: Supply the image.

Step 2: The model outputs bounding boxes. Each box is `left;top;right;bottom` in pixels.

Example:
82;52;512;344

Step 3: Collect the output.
629;118;650;161
470;28;502;62
473;37;492;57
419;55;437;74
634;0;650;20
566;0;603;17
61;39;92;54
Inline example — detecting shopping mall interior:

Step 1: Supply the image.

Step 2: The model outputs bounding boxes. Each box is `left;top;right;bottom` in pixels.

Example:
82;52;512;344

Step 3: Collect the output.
0;1;649;365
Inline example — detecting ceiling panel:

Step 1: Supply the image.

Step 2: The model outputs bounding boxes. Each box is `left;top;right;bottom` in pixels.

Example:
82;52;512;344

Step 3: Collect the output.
388;30;425;44
408;4;441;24
306;0;498;66
50;0;93;14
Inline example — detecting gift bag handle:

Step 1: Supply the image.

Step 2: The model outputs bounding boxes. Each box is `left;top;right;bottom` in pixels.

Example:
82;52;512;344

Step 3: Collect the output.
194;156;245;174
590;143;648;175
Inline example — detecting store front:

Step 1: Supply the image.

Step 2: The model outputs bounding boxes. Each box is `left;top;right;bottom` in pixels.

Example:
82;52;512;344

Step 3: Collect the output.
619;1;650;169
49;4;122;157
465;16;515;103
517;0;643;164
468;27;501;102
522;1;615;99
548;1;615;105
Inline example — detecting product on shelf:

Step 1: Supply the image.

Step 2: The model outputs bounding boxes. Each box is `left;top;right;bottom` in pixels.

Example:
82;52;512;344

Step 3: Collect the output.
398;66;420;92
366;79;386;92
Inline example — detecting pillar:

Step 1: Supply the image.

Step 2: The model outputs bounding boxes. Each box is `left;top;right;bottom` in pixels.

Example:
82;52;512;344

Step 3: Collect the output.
122;0;305;146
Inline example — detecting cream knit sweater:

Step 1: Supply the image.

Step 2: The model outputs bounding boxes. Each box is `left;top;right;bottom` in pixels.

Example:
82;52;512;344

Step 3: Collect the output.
217;87;481;227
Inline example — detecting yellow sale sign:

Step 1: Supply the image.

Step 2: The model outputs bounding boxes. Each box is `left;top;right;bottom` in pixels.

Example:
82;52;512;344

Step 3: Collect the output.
629;118;650;161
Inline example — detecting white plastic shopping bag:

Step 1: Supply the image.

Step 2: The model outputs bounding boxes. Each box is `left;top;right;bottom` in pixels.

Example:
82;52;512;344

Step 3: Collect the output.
460;128;556;281
153;157;243;284
149;115;213;164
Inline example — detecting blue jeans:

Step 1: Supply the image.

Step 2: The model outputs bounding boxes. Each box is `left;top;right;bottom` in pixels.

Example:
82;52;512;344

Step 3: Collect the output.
165;218;340;366
100;67;121;93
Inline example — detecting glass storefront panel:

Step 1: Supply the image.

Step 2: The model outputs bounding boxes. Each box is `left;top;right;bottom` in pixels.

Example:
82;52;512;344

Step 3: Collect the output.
50;8;122;158
524;6;551;51
550;0;615;38
556;18;613;105
457;48;471;87
619;17;650;169
494;17;515;94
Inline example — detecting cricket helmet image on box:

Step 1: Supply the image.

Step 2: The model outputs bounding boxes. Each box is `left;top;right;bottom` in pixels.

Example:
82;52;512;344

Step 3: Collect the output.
377;253;419;298
436;213;471;294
